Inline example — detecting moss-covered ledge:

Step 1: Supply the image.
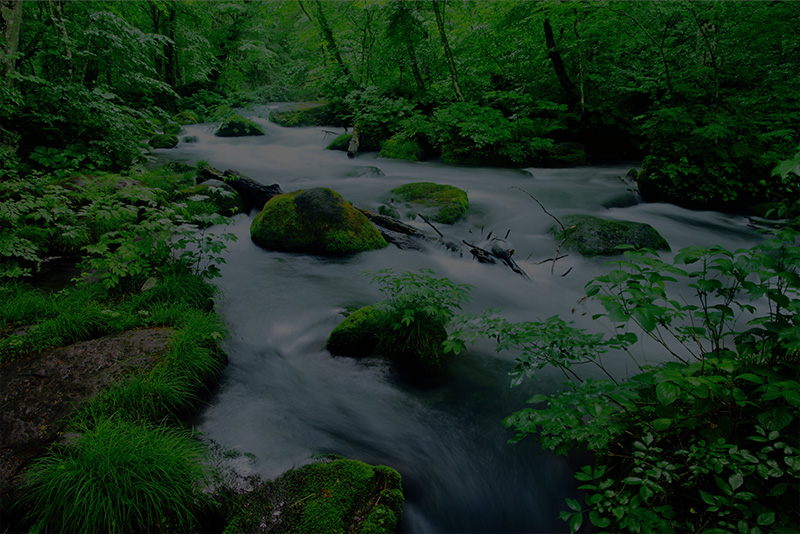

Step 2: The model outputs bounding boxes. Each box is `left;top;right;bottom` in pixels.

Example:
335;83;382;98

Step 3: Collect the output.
389;182;469;224
224;456;403;534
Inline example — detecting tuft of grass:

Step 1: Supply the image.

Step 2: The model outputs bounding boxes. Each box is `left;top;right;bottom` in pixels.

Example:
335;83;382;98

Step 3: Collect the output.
22;417;212;534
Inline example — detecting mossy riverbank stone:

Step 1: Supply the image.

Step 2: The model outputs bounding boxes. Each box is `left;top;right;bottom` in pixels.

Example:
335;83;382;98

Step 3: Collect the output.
555;215;670;256
250;188;387;255
225;457;403;534
149;133;179;149
214;115;265;137
390;182;469;224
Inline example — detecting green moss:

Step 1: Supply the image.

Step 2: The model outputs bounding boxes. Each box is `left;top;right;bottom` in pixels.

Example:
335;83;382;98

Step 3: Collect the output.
163;123;182;136
380;136;422;161
171;111;198;125
149;133;179;149
554;215;671;257
250;188;387;256
327;133;352;151
214;115;265;137
225;458;403;534
326;305;382;357
390;182;469;224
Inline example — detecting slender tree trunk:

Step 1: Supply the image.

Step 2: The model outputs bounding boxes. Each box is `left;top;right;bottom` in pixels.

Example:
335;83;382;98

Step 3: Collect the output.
0;0;23;86
310;0;351;80
163;3;178;88
543;18;577;107
432;0;464;102
47;0;72;80
407;42;425;91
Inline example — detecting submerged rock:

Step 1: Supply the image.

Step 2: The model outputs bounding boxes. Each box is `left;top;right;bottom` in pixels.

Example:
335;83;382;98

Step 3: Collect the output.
225;457;403;534
555;215;670;256
250;188;387;255
389;182;469;224
214;115;265;137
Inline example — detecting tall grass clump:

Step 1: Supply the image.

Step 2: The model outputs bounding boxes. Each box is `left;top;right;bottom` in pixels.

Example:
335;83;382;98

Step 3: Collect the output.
22;417;211;534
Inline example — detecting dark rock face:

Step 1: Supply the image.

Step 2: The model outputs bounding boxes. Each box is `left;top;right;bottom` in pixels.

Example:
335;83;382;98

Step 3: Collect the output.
250;188;387;256
555;215;670;256
0;329;172;504
541;141;586;167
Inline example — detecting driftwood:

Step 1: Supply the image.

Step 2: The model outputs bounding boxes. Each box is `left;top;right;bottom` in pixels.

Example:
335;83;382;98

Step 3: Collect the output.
463;239;529;279
197;166;283;211
357;208;427;238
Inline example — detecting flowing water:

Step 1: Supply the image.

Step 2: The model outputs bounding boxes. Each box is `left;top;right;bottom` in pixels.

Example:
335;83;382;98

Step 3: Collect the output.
158;107;761;533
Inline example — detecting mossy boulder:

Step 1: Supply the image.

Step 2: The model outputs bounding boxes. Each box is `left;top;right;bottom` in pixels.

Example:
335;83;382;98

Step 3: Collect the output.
326;306;382;357
177;181;245;222
225;457;403;534
171;111;198;125
250;188;387;255
327;305;450;378
326;133;352;151
389;182;469;224
214;115;265;137
380;136;422;161
555;215;670;256
149;133;179;149
162;123;182;136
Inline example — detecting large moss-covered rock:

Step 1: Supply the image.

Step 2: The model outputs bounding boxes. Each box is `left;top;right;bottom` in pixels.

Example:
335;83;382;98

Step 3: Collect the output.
554;215;670;256
326;304;450;378
326;305;382;357
225;457;403;534
214;115;265;137
380;136;422;161
390;182;469;224
149;133;179;149
250;188;387;255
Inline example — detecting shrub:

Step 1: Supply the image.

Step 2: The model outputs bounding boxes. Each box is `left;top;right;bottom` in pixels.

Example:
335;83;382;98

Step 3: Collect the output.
22;418;212;534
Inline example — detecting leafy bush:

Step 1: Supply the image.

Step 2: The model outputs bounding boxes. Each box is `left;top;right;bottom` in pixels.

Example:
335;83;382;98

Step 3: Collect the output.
450;213;800;532
369;269;471;375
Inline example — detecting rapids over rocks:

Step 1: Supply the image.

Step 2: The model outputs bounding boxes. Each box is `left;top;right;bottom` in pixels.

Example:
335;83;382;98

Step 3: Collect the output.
157;107;760;533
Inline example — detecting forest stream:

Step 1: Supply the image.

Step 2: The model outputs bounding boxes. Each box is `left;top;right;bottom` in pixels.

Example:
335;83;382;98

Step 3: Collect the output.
158;107;762;533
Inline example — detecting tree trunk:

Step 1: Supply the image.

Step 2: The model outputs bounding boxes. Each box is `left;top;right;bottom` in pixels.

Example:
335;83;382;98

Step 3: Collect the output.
0;0;23;86
543;18;577;107
310;1;351;80
431;0;464;102
163;3;178;88
47;0;72;80
406;42;425;91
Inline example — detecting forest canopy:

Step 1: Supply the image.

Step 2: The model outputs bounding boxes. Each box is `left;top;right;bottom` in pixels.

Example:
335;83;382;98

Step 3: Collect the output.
1;0;798;209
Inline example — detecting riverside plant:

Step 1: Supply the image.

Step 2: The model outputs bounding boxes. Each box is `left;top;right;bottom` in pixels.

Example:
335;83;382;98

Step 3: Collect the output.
447;210;800;532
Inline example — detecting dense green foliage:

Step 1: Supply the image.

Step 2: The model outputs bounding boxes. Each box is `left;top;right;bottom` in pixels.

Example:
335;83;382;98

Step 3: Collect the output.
449;206;800;532
3;1;796;210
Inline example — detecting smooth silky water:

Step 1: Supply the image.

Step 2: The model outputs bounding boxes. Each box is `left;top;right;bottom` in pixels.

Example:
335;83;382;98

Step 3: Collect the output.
158;108;761;533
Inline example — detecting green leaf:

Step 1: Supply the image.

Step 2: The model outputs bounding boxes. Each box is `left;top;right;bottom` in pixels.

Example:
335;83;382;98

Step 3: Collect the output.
728;473;743;491
699;490;716;505
757;512;775;526
566;498;581;512
568;512;583;533
757;406;794;431
589;511;611;528
656;382;680;405
653;418;672;431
